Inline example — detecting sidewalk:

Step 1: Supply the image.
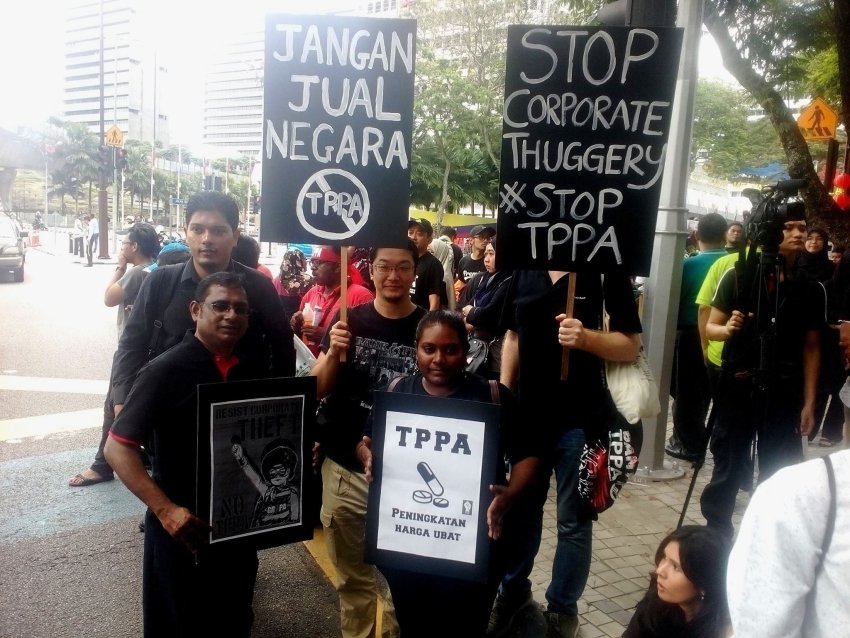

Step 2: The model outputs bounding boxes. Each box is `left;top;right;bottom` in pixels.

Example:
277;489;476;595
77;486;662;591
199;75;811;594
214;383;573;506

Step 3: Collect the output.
522;414;838;638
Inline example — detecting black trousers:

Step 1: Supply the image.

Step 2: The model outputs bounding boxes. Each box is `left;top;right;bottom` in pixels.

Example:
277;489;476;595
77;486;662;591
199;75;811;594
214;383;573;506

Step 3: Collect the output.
670;327;712;454
143;511;258;638
381;538;508;637
700;376;803;537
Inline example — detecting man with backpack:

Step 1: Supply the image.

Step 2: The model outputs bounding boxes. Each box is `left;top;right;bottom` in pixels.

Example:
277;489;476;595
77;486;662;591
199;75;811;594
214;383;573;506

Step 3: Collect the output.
68;192;295;487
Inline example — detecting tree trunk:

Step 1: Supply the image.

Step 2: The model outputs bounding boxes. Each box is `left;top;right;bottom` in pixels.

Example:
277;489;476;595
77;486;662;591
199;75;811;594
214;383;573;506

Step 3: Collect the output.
836;0;850;127
438;157;452;233
704;4;845;243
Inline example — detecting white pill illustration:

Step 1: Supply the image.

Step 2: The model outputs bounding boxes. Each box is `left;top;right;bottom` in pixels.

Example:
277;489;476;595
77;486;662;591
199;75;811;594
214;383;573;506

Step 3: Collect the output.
417;461;444;496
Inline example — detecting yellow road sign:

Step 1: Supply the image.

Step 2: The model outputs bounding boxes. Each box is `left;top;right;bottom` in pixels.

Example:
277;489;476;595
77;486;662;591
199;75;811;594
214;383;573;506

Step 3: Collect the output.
105;125;124;147
797;98;838;141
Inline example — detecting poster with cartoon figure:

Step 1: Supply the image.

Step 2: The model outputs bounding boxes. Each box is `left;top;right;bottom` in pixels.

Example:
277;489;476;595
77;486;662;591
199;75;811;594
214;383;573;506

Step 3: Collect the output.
197;377;317;550
365;391;499;583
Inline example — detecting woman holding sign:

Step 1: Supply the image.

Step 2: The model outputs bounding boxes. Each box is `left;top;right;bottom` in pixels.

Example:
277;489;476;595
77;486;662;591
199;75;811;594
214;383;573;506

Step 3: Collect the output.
358;310;541;637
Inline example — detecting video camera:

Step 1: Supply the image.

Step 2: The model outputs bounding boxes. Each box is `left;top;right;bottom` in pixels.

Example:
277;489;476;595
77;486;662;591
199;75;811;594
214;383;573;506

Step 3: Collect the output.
742;179;807;252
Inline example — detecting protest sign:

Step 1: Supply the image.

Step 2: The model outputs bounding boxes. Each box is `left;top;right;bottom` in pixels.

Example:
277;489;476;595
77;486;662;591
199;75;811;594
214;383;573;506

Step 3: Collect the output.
365;391;500;583
497;26;683;276
197;377;317;550
261;14;416;247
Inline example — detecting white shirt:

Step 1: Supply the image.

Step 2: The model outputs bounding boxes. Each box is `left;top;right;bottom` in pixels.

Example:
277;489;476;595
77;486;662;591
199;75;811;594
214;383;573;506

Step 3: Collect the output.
727;450;850;638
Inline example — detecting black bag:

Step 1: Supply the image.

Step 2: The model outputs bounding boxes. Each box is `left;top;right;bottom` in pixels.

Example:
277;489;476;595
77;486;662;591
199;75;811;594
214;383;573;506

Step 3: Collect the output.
466;337;489;375
578;393;643;514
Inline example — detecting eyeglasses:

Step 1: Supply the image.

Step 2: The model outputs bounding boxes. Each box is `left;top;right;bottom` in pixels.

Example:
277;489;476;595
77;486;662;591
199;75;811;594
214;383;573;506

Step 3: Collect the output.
372;263;414;275
203;301;251;316
121;240;135;246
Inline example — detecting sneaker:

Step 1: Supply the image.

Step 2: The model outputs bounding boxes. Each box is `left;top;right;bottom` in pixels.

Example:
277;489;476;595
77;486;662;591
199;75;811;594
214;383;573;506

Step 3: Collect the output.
545;611;579;638
486;591;535;638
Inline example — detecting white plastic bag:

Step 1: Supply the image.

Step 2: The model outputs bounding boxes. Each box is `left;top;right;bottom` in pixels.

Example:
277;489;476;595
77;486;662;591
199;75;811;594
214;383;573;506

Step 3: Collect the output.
605;346;661;424
294;335;317;377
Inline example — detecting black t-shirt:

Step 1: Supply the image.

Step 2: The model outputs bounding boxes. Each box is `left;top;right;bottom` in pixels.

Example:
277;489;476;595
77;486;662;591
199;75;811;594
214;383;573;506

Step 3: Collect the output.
713;267;825;381
374;372;540;469
501;270;642;442
111;333;269;509
458;255;486;284
319;302;427;471
410;252;447;308
112;259;295;404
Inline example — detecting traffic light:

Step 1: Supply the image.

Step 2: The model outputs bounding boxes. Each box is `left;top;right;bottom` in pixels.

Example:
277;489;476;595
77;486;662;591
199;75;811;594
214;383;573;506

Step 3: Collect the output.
98;145;113;172
115;148;128;171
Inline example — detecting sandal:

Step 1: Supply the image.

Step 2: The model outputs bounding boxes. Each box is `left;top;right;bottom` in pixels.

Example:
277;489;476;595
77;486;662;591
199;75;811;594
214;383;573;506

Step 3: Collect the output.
819;438;836;448
68;472;115;487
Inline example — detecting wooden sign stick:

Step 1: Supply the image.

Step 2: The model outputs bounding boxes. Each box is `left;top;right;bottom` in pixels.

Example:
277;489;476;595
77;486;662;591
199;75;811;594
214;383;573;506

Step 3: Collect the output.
339;246;349;363
560;272;577;380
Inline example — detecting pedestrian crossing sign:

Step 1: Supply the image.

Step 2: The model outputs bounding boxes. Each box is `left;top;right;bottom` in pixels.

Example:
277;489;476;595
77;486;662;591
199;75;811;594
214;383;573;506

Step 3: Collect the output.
105;125;124;147
797;98;838;141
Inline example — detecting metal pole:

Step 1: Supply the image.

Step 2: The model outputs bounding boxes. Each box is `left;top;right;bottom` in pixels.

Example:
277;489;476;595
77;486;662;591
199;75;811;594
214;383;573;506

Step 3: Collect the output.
97;0;109;258
149;52;157;222
176;144;182;231
638;0;704;478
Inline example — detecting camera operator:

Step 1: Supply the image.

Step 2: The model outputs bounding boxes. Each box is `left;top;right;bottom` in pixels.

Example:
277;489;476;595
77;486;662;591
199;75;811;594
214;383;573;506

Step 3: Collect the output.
699;196;826;538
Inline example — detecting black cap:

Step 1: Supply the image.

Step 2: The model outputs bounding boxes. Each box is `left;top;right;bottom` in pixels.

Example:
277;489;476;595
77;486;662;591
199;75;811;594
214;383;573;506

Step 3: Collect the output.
408;218;433;235
470;224;496;238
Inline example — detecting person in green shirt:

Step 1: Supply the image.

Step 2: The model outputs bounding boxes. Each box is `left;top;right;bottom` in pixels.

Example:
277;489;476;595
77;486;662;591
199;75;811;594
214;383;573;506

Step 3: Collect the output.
666;214;729;461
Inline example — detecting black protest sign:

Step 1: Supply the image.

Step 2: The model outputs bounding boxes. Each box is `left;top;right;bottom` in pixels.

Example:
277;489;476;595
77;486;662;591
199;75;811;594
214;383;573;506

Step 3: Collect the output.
365;391;500;583
261;15;416;247
497;26;683;276
196;377;317;551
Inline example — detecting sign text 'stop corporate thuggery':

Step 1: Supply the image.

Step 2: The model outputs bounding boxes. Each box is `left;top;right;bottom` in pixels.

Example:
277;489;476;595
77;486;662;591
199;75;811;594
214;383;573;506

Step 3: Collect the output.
261;15;416;247
498;26;683;276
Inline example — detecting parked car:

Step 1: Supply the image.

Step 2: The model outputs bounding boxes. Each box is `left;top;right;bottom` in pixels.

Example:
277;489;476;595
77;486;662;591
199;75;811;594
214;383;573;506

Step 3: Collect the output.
0;216;27;282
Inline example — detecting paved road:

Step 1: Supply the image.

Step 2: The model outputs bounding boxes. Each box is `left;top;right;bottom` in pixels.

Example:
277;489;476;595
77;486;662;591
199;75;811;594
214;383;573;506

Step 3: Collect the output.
0;247;339;637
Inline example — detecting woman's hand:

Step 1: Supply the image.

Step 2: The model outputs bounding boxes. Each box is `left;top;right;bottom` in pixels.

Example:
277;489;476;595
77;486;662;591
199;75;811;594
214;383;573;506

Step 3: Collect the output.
486;484;517;540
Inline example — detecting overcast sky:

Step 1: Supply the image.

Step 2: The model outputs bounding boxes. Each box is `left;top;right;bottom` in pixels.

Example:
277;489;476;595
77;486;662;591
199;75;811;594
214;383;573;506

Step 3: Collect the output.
0;0;739;149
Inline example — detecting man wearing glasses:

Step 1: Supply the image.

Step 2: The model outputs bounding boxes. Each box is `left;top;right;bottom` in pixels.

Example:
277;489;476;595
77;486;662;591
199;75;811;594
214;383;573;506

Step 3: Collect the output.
290;246;375;356
105;272;267;637
69;191;295;488
310;240;426;638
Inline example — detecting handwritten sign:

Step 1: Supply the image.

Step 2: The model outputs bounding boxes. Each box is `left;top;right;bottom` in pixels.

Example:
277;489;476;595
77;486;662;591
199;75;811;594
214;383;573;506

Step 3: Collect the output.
261;15;416;247
497;26;683;276
366;391;499;583
196;377;316;550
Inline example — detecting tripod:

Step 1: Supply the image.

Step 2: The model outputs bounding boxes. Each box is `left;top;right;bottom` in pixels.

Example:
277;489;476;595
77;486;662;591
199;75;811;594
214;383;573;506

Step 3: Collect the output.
677;243;784;529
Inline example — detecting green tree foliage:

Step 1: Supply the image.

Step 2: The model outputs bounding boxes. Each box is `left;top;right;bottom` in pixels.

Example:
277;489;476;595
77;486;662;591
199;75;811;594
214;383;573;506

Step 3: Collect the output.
409;0;595;225
692;80;785;180
45;118;99;215
703;0;845;241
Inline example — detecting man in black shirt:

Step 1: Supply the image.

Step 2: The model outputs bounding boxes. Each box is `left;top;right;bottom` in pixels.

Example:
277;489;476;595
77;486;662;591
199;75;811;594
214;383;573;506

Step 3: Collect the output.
311;240;426;638
69;191;295;487
701;216;825;537
489;269;642;638
458;224;495;284
408;217;447;309
105;272;268;637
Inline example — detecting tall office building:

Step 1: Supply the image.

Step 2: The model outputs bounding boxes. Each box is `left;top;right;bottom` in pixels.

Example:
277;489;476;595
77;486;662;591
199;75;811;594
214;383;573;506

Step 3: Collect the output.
63;0;168;145
201;30;264;158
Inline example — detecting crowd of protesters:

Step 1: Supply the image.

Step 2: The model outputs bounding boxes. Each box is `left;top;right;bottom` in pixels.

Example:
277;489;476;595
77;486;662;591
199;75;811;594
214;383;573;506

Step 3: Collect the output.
66;190;848;638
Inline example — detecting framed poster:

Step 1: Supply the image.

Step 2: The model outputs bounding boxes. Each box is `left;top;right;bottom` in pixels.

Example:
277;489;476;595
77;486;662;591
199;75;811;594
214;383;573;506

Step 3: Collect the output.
365;391;500;583
497;25;683;276
196;376;317;551
261;14;416;247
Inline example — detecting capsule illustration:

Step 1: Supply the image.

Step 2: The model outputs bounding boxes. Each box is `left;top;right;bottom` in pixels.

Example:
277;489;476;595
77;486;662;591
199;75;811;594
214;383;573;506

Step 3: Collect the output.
416;461;444;496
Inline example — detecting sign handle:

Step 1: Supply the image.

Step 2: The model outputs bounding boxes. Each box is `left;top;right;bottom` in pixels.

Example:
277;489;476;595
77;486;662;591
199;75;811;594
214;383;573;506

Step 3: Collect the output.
339;246;349;363
560;272;577;380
